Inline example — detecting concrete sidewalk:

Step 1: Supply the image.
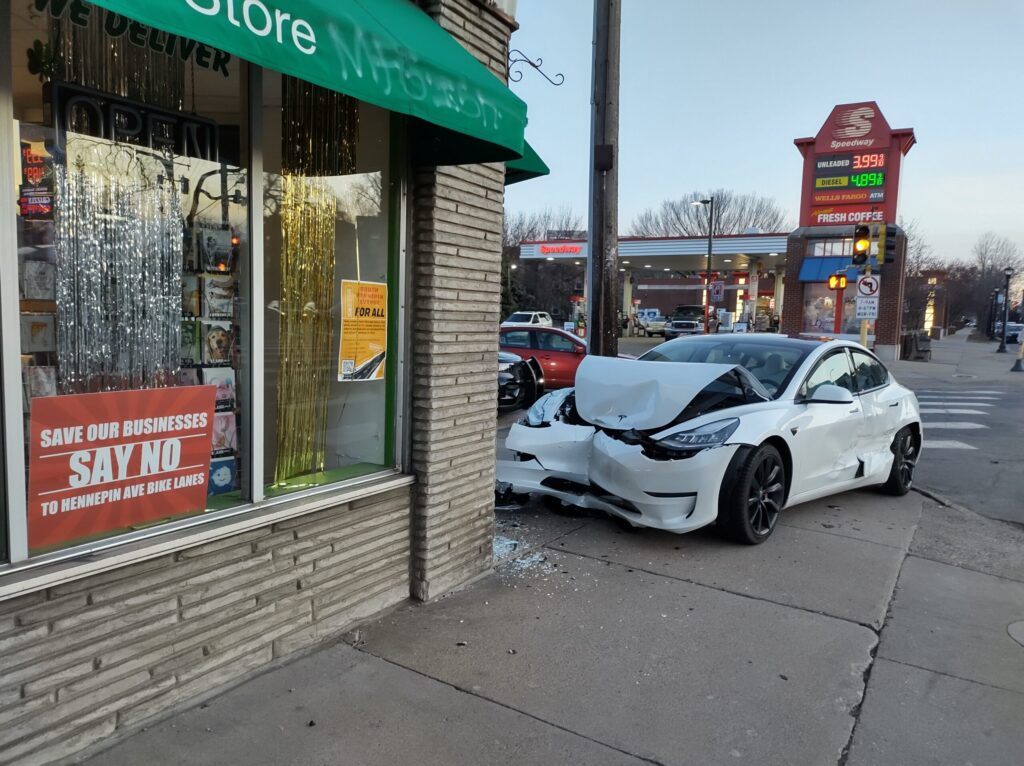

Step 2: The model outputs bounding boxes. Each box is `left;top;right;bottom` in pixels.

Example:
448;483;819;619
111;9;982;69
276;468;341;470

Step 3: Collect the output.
888;329;1024;387
82;484;1024;766
79;333;1024;765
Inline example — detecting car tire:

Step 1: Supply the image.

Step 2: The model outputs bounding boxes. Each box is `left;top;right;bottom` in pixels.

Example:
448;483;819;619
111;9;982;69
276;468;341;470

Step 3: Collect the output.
718;444;785;545
880;427;918;496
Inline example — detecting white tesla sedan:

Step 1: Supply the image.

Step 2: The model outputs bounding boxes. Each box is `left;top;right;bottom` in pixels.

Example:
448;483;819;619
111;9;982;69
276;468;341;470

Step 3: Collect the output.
496;335;922;544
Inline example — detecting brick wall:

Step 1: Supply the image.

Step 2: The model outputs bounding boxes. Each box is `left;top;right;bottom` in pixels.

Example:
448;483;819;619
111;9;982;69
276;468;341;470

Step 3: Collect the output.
408;0;513;600
781;235;806;336
0;487;411;765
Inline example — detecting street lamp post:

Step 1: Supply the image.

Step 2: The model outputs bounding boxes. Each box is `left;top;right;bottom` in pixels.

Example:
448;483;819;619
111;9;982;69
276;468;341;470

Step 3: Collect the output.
692;197;715;334
997;266;1015;353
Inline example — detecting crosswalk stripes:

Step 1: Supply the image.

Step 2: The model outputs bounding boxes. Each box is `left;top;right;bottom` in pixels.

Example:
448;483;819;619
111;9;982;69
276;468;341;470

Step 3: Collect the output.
926;440;978;450
912;388;1003;450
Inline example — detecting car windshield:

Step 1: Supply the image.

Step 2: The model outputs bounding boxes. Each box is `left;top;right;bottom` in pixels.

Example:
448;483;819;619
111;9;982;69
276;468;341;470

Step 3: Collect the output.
638;339;812;398
506;312;533;322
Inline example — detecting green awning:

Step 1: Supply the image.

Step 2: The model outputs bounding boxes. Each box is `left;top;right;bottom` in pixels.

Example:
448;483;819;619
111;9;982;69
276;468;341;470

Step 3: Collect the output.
505;141;550;185
85;0;527;164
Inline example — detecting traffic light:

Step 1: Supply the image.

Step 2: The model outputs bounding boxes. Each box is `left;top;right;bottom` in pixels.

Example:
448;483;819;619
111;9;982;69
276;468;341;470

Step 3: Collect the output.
879;223;898;264
852;225;871;265
828;274;848;290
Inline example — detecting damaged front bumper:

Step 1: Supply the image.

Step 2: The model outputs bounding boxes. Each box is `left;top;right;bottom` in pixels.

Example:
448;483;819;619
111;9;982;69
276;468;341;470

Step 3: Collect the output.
497;420;740;533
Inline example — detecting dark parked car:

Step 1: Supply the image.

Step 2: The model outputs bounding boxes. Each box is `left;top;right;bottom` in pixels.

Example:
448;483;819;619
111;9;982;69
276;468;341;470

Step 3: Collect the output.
498;351;544;412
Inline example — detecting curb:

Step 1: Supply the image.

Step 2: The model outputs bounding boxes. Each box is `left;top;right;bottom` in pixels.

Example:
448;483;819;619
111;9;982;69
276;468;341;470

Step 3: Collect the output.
914;486;1024;532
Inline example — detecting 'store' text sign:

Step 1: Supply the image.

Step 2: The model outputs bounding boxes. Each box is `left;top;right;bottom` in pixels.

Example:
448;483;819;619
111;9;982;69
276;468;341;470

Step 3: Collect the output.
27;386;216;551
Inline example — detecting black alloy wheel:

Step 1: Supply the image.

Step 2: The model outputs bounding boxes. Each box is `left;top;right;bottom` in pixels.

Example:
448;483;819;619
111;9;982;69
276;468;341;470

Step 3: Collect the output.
881;427;917;495
720;444;786;544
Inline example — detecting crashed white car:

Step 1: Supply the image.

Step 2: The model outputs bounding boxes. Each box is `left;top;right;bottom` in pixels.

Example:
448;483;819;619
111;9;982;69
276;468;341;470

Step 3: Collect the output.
497;335;922;544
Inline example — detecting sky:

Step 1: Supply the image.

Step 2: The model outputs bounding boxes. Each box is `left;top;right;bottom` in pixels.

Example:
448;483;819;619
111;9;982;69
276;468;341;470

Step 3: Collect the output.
503;0;1024;262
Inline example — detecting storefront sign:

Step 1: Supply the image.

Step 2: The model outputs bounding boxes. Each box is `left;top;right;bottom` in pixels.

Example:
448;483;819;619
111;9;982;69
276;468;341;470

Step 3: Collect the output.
27;386;217;551
810;206;885;225
35;0;232;76
18;138;55;220
796;102;914;228
540;244;583;254
338;280;387;382
48;82;219;160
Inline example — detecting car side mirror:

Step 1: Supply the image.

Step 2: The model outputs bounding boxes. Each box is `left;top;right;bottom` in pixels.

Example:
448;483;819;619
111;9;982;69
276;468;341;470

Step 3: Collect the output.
574;345;585;355
805;384;854;405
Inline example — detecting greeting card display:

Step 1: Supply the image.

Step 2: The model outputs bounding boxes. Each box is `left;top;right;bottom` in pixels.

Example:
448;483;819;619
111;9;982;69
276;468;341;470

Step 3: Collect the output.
182;275;201;317
200;319;233;365
181;320;201;366
22;261;56;300
202;367;235;410
211;412;238;456
208;457;237;495
178;368;200;386
202;275;234;318
199;227;234;273
20;314;55;353
23;365;56;398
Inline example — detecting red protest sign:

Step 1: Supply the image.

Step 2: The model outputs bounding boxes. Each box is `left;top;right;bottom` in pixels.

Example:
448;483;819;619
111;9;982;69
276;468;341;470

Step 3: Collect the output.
27;386;217;552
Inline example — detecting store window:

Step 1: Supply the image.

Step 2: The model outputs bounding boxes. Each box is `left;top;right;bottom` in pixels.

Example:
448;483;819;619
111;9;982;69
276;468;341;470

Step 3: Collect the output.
807;239;854;257
10;2;249;553
261;73;395;495
802;283;874;336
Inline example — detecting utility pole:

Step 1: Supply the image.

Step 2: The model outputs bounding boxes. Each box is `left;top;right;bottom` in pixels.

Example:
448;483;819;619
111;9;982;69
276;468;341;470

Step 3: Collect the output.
586;0;620;357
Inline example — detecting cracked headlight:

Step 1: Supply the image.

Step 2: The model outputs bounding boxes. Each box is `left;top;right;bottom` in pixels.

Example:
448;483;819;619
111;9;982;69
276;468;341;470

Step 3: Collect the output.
656;418;740;451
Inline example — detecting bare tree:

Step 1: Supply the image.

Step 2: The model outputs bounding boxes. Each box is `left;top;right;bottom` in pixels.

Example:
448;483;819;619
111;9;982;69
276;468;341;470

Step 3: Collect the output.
502;206;584;318
502;205;584;248
630;189;792;237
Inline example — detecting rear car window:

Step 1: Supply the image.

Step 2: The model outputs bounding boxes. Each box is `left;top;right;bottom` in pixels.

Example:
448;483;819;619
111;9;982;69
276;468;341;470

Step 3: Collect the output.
506;313;532;323
501;331;531;349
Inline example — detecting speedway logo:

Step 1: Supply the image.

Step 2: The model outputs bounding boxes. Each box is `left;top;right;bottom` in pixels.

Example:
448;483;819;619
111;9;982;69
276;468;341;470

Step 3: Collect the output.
831;106;876;148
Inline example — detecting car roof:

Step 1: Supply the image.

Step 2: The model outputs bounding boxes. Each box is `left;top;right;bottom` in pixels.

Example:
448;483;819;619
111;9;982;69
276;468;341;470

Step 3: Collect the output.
659;334;828;352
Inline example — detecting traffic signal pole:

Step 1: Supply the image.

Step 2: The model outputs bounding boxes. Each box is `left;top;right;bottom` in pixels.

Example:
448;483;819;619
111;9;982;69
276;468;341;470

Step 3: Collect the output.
859;262;871;348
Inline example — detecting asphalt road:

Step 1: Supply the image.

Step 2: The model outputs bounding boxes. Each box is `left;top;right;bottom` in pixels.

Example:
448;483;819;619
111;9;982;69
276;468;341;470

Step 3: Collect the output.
904;377;1023;526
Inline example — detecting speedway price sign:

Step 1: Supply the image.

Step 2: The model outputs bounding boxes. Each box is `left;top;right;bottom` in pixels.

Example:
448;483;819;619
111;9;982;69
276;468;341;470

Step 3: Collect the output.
796;102;915;228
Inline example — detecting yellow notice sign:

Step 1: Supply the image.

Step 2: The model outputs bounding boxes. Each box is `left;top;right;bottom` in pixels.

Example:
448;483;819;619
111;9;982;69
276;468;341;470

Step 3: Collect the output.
338;280;387;382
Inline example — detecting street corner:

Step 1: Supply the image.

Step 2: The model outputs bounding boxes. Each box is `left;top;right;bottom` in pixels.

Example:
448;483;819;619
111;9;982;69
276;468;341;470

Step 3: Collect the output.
359;547;877;766
553;498;908;629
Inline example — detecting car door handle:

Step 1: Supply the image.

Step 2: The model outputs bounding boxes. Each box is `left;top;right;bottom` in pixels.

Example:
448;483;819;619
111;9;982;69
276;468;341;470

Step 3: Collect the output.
889;402;900;407
849;408;861;414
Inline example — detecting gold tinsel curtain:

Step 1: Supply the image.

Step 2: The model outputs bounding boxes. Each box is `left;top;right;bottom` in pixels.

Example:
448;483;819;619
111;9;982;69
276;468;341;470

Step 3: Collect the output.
273;78;359;483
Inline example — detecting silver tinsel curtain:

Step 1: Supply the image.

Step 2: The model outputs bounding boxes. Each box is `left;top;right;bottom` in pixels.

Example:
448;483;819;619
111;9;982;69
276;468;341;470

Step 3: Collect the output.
54;145;182;394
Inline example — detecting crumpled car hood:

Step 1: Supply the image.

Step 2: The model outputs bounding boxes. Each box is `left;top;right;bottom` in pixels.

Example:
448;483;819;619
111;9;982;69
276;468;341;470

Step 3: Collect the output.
575;356;738;431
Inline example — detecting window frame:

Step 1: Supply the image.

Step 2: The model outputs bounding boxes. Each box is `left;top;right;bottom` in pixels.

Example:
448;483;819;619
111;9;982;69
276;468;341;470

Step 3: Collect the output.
797;348;856;401
0;49;409;569
849;349;890;394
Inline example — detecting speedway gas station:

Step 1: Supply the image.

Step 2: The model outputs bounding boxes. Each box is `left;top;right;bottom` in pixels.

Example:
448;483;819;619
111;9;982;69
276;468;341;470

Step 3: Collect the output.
516;101;916;360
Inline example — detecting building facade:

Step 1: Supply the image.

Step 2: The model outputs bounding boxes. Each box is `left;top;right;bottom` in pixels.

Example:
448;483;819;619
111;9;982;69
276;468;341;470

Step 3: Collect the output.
0;1;527;762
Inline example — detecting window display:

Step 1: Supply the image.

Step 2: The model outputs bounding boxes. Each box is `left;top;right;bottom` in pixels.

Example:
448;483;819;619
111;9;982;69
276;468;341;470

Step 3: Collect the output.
11;1;248;551
262;74;394;493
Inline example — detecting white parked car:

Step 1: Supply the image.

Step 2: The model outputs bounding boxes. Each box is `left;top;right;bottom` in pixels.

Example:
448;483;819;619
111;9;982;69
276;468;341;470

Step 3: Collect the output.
502;311;553;327
639;314;668;337
497;335;922;544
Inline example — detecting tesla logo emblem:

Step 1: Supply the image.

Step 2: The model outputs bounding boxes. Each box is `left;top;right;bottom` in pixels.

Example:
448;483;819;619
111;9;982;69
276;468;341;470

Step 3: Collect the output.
617;414;627;422
833;106;875;139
